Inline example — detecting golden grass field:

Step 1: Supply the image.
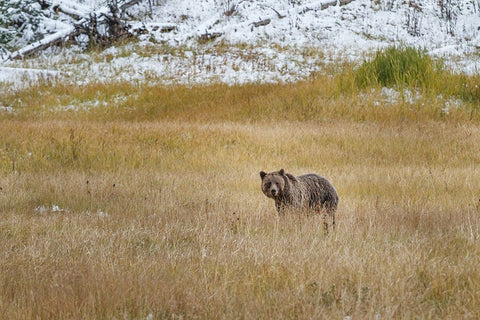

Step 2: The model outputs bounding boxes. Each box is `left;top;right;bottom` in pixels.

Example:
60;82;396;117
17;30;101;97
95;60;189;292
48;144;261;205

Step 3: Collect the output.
1;73;480;319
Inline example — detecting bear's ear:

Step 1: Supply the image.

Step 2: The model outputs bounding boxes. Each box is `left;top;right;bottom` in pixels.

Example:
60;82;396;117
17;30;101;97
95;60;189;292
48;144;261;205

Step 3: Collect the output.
260;171;266;179
279;169;285;176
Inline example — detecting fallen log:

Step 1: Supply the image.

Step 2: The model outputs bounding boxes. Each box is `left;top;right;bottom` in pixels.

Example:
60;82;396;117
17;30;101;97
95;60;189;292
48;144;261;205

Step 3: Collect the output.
7;0;140;60
300;0;356;14
198;32;223;42
52;0;91;20
8;27;76;60
120;0;143;12
252;19;271;28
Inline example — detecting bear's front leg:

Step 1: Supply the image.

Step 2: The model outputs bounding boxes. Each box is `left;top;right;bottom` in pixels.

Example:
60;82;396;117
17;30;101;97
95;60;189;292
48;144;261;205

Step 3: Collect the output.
275;200;286;215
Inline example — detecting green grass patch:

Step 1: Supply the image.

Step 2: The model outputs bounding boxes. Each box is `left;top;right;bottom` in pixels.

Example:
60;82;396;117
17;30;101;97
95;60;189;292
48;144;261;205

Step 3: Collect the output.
354;46;442;89
352;45;480;111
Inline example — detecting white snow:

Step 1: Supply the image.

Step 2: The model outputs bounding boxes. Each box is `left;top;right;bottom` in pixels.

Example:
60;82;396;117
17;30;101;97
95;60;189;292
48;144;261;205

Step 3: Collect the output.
0;66;61;83
1;0;480;89
0;105;15;113
34;204;67;214
34;204;109;217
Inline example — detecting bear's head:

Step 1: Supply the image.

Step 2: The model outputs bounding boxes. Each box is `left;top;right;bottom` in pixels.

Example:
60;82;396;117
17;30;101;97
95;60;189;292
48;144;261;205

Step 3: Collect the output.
260;169;286;199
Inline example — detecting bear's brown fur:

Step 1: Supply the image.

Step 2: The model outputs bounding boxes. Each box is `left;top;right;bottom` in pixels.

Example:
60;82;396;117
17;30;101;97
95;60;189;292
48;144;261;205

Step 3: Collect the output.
260;169;339;230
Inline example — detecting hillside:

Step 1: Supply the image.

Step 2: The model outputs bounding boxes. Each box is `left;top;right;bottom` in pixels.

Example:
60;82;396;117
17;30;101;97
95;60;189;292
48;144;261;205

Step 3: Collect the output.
1;0;480;88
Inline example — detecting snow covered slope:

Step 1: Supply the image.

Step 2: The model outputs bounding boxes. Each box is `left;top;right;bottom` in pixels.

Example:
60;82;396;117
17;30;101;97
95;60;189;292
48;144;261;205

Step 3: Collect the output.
149;0;479;56
1;0;480;87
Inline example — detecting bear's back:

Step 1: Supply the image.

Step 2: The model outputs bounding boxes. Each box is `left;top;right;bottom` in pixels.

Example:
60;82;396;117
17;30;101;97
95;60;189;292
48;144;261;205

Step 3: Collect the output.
297;173;338;208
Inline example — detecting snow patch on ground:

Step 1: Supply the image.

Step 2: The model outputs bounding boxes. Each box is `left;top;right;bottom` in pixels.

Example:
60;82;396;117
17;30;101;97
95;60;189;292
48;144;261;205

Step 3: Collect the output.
35;204;68;214
34;204;109;217
0;105;15;113
0;66;61;84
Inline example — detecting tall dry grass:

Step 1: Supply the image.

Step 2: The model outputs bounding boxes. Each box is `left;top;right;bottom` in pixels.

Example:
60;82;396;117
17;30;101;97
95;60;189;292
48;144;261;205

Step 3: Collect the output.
1;69;480;319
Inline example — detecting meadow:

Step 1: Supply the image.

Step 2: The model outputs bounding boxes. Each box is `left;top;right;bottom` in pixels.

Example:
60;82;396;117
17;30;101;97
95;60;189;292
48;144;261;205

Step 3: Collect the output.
1;49;480;319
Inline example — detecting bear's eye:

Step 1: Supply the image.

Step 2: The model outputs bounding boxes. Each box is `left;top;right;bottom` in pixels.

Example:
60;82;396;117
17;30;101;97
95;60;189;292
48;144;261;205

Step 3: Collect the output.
265;182;271;188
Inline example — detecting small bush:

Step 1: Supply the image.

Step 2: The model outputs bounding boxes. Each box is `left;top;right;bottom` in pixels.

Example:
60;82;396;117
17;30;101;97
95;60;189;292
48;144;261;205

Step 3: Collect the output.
354;46;441;90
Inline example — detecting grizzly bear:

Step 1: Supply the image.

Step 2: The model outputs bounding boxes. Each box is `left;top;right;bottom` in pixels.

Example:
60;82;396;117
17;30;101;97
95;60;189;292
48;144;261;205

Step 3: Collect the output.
260;169;339;230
